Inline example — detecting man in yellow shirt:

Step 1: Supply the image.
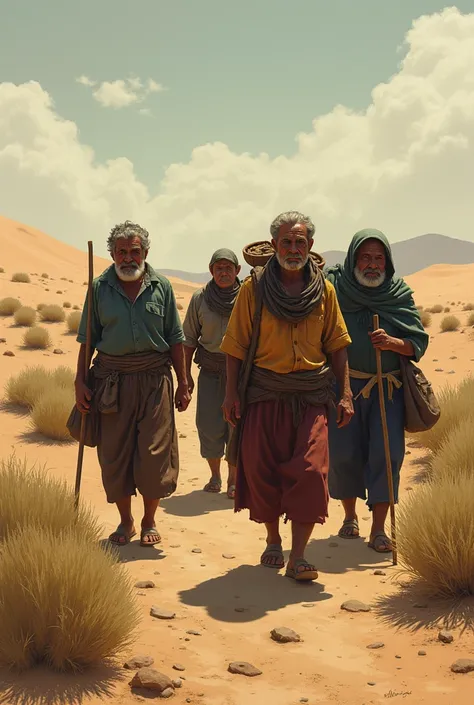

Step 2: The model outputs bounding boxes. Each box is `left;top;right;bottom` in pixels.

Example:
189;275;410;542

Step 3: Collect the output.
221;211;353;581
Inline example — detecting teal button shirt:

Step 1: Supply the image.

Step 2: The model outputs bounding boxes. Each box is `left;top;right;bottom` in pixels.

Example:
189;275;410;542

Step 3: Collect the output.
77;264;185;355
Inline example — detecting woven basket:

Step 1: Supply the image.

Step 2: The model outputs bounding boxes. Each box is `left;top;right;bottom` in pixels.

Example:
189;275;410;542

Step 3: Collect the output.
242;240;326;270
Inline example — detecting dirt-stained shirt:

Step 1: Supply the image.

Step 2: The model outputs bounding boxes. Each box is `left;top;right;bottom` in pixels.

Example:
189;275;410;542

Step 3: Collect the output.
183;288;229;354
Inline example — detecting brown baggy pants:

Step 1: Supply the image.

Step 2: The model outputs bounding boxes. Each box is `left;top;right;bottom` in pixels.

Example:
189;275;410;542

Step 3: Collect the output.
97;367;179;503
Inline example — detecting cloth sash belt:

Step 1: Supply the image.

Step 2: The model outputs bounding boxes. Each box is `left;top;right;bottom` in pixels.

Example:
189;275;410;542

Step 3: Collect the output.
194;344;226;376
349;368;402;402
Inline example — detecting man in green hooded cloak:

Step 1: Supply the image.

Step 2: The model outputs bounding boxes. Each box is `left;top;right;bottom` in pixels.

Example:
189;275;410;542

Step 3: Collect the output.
325;229;429;552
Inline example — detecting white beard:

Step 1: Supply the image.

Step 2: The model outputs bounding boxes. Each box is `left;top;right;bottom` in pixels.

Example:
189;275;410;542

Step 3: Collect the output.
354;267;386;288
115;261;145;282
276;253;309;271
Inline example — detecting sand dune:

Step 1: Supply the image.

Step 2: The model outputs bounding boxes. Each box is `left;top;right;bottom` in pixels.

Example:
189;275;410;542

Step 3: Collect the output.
0;218;473;704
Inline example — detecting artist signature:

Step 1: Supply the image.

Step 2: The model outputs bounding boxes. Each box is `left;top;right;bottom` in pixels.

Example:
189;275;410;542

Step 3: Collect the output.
384;690;412;699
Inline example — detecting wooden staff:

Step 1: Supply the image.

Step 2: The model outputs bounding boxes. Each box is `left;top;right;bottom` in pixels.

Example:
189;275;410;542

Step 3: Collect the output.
74;241;94;509
373;313;398;565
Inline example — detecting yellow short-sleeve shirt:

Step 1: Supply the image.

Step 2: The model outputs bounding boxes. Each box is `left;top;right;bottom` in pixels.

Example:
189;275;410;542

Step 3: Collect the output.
220;277;351;374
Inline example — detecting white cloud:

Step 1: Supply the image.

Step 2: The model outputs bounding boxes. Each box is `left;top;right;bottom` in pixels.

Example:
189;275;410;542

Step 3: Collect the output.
76;75;165;109
2;7;474;270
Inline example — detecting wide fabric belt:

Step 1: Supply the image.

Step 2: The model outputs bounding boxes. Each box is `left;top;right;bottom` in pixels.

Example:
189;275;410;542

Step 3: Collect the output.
349;368;402;401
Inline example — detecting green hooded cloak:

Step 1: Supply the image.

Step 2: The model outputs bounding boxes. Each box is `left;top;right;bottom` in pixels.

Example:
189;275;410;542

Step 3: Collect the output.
325;228;429;374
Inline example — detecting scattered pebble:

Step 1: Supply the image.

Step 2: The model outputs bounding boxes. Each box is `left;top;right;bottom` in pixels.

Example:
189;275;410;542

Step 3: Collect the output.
150;606;176;620
192;548;202;554
53;348;64;355
300;699;309;703
329;542;339;548
179;433;187;438
0;338;6;343
302;603;315;608
448;370;455;374
234;607;246;613
186;629;201;636
435;368;444;372
222;553;235;559
161;687;174;698
173;663;186;672
270;627;301;643
170;544;181;548
135;580;155;589
367;642;384;650
418;650;427;656
395;655;402;659
341;600;371;613
413;602;428;609
451;659;474;674
439;630;454;644
172;678;183;688
373;570;386;576
130;667;173;693
228;661;262;677
124;655;154;670
368;681;376;686
3;350;14;357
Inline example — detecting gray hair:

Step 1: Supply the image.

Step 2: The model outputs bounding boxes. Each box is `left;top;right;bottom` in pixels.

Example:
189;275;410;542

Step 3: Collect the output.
107;220;151;255
270;211;315;241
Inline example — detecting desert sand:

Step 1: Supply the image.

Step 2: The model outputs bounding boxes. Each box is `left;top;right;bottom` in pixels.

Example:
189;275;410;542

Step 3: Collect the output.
0;215;473;705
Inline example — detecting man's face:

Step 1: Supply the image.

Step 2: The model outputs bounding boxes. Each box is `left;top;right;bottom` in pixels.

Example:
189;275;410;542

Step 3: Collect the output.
354;239;387;288
113;236;147;282
272;223;313;271
211;259;241;289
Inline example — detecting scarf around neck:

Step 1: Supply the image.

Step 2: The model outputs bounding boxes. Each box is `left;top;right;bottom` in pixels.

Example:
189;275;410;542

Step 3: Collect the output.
325;228;428;342
203;277;240;317
261;254;325;323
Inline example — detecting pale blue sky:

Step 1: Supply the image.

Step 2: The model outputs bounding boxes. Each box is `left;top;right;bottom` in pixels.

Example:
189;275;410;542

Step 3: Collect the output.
1;0;470;189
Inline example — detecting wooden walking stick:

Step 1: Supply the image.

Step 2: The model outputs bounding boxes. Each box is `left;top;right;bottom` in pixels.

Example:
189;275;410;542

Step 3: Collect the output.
373;314;398;565
74;240;94;509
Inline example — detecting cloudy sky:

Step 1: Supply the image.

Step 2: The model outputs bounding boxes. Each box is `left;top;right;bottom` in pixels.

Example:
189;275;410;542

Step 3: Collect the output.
0;1;473;269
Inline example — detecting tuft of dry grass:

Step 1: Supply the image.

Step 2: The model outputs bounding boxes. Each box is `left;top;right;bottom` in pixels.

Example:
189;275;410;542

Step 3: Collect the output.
66;310;82;334
23;326;51;350
468;312;474;327
0;525;139;671
36;302;46;311
63;301;72;308
13;306;36;327
420;310;432;328
39;304;66;323
0;297;22;316
440;314;460;332
430;418;474;482
30;387;75;441
430;304;443;314
397;475;474;596
11;272;31;284
463;303;474;311
5;366;53;408
444;307;450;313
0;455;101;544
51;365;75;389
415;376;474;454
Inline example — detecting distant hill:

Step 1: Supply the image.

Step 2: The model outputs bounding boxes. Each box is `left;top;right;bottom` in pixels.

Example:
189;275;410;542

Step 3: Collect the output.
157;234;474;282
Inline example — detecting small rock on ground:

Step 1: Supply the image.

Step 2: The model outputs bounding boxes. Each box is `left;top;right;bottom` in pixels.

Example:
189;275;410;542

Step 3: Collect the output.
192;548;202;553
228;661;262;677
124;655;154;669
413;602;428;609
172;678;183;688
161;688;174;698
373;570;386;576
130;668;173;693
135;580;155;589
451;659;474;674
222;553;235;559
418;650;427;656
341;600;371;613
439;630;454;644
173;663;186;672
150;606;176;620
270;627;301;643
186;629;201;636
0;338;6;343
367;642;384;649
3;350;14;357
53;348;64;354
329;542;339;548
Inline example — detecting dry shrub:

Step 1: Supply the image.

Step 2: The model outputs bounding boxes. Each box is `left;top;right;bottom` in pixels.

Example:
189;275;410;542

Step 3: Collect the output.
415;376;474;454
11;272;31;283
430;304;443;314
67;310;82;334
0;455;100;543
430;418;474;482
30;387;75;441
463;303;474;311
0;526;139;671
440;314;460;332
41;272;49;279
0;297;21;316
420;310;432;328
444;307;450;313
5;366;53;408
468;312;474;327
63;301;71;308
397;475;474;596
36;302;46;311
40;304;66;323
13;306;36;327
23;326;51;349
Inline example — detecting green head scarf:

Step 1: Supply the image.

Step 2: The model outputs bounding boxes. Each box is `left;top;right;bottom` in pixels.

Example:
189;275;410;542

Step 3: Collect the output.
325;228;429;347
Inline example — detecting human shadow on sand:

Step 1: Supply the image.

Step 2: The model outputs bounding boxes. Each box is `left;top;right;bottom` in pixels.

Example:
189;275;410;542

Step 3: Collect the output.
99;538;166;564
161;489;234;517
178;563;333;623
0;662;124;705
305;533;392;575
374;587;474;635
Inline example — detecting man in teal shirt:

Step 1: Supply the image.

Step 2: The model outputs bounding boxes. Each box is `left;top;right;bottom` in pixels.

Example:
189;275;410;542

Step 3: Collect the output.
326;230;429;553
75;220;191;547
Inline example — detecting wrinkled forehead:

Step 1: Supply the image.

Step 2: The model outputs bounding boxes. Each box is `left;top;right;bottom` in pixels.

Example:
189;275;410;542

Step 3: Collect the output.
356;238;386;258
277;222;309;239
115;236;143;250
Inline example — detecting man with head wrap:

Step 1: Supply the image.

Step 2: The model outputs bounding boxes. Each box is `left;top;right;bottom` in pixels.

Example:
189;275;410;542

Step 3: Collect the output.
183;248;241;498
221;212;353;581
326;229;429;553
